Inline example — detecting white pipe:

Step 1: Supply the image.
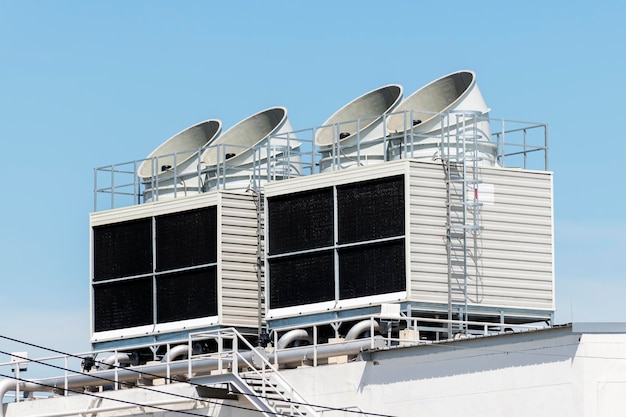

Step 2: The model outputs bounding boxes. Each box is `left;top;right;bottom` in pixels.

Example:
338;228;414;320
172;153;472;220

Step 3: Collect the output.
0;337;385;411
0;380;49;417
276;329;311;350
345;320;381;341
275;336;386;366
98;352;132;370
161;345;189;363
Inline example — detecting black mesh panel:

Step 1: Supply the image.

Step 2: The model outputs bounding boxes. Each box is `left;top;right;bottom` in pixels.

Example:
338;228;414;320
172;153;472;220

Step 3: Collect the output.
156;267;217;323
337;175;404;244
93;278;153;332
268;188;334;255
93;218;153;281
339;240;405;300
269;250;334;309
156;206;217;271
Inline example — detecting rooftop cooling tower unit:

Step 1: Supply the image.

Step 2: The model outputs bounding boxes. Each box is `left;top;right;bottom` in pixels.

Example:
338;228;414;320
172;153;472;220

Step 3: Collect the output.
315;84;403;172
386;70;497;165
137;119;222;202
201;106;302;191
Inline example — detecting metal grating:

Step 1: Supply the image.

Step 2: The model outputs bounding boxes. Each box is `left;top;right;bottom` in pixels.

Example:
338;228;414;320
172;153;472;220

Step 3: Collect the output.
337;175;404;244
93;278;153;332
268;187;334;255
93;218;152;281
156;206;217;271
338;240;406;299
156;267;218;323
269;250;334;309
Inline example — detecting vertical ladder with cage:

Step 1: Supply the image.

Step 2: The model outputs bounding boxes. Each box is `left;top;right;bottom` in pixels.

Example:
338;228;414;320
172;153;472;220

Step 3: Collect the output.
442;111;484;337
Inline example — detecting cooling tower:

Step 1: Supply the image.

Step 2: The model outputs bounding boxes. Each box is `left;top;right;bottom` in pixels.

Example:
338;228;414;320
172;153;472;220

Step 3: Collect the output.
137;119;222;202
315;85;403;172
386;70;497;165
201;106;302;191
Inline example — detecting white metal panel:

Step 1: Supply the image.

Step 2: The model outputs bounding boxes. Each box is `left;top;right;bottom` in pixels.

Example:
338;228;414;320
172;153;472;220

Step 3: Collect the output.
90;191;220;226
475;166;553;312
264;159;408;197
406;160;554;315
218;192;261;328
407;161;448;305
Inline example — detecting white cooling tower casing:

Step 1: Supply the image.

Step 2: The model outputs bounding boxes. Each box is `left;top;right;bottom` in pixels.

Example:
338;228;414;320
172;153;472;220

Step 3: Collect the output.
138;119;222;202
201;106;302;191
315;84;403;172
386;70;497;165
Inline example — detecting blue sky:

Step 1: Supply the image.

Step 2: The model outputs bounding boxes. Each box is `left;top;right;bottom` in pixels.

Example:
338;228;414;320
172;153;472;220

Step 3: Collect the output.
1;1;625;359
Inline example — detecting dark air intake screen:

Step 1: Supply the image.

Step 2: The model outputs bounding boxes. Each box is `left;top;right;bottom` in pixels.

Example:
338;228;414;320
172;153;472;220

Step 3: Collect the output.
268;187;334;255
93;218;152;281
269;250;334;309
93;278;153;332
156;267;218;323
156;206;217;271
339;240;406;299
337;175;404;244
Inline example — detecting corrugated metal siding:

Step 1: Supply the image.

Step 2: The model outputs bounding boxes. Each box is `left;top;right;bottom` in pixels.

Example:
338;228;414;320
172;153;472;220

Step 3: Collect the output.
219;192;261;328
408;161;449;305
407;161;554;313
469;167;553;311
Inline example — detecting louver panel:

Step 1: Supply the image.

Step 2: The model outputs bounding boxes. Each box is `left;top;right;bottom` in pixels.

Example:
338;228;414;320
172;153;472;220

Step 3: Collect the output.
268;187;334;255
93;218;152;281
337;175;405;244
156;267;218;323
339;240;406;299
94;278;153;332
156;206;217;271
269;250;334;308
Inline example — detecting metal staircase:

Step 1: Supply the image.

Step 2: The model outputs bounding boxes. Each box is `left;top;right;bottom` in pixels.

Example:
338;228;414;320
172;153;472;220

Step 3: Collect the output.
442;111;484;338
193;328;319;417
236;370;318;416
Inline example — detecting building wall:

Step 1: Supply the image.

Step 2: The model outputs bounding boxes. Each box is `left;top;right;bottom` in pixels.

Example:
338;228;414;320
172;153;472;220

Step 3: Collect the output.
282;326;626;417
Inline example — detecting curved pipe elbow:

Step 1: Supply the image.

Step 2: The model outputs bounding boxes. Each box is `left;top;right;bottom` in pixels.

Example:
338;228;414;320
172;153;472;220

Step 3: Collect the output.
277;329;311;350
161;345;189;363
98;352;132;370
345;320;380;341
0;379;51;417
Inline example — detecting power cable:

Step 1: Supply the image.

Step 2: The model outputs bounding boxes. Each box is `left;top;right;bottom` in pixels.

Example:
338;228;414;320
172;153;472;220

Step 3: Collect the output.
0;334;398;417
0;371;230;417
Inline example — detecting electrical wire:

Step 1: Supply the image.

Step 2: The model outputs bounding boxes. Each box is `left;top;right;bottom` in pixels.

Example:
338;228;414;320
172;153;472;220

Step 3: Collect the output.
0;334;399;417
0;350;284;416
0;371;225;417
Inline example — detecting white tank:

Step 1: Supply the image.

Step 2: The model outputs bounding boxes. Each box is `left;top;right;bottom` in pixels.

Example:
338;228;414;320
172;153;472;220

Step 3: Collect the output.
386;70;497;165
315;84;403;172
138;119;222;202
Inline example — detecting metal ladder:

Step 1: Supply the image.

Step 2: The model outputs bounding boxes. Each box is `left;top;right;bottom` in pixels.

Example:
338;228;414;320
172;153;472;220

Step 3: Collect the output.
442;111;484;337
